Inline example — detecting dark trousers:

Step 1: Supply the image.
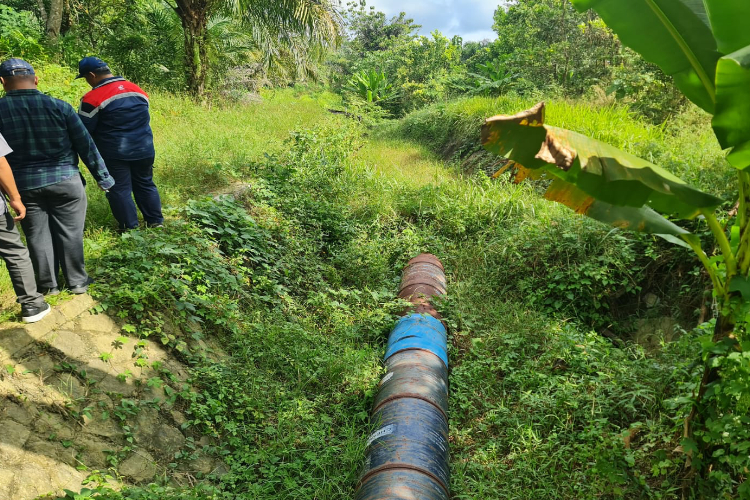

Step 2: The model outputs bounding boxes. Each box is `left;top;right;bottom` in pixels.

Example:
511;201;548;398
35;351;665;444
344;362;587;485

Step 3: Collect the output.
20;175;89;289
0;210;45;308
104;157;163;229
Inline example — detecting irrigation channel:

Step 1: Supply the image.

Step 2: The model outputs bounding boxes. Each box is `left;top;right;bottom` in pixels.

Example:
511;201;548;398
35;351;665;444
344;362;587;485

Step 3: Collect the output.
355;254;450;500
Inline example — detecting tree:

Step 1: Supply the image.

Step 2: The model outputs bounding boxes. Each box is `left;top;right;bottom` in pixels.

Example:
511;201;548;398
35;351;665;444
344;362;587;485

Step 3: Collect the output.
166;0;342;95
44;0;62;40
343;1;420;55
482;0;750;492
0;0;62;41
492;0;618;93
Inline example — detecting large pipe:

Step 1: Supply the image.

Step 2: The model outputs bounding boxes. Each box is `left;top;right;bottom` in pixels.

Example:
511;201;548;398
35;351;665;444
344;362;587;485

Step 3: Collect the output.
356;254;449;500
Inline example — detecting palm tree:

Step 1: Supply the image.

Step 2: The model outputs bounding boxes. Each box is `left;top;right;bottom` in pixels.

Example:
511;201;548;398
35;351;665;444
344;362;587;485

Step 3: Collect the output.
164;0;342;95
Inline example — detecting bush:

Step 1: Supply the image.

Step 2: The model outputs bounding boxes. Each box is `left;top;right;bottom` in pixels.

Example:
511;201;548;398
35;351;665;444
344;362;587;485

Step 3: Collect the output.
0;5;45;61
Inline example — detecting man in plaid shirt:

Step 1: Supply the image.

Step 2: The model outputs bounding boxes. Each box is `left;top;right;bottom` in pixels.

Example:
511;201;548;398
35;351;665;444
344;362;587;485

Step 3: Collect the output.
0;58;115;295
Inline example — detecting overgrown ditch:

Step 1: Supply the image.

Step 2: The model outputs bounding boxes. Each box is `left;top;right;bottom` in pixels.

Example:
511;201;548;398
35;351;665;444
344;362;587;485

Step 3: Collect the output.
10;96;741;498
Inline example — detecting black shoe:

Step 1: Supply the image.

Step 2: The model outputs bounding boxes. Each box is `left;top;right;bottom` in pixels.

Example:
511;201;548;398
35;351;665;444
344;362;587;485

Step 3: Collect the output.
22;302;51;323
69;278;94;295
146;221;164;228
40;287;60;296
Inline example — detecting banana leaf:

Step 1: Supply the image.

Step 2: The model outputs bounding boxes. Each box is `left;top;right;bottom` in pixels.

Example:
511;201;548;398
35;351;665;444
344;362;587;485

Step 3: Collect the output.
572;0;750;169
543;177;692;238
704;1;750;54
570;0;719;113
482;103;723;219
714;46;750;169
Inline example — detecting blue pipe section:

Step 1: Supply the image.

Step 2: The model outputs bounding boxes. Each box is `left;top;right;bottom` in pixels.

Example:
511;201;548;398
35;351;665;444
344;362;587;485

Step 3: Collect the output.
356;254;449;500
385;314;448;368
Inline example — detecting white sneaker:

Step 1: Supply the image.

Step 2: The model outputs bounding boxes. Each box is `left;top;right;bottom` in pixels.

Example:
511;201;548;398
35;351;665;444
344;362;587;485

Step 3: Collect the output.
22;302;51;323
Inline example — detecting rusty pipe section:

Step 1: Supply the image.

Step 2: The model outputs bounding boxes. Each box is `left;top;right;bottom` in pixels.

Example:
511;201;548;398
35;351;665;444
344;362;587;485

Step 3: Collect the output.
356;254;449;500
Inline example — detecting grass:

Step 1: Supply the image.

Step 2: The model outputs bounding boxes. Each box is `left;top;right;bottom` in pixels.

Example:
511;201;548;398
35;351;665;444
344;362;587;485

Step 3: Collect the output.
389;95;734;199
150;88;346;202
0;86;347;316
352;137;456;187
0;86;739;498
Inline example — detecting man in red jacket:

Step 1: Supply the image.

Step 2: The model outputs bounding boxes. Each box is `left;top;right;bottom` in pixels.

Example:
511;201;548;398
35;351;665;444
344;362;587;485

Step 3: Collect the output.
77;57;164;230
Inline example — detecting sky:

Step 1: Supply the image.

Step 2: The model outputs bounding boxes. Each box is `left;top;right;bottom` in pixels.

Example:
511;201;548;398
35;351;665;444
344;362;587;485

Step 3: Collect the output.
361;0;505;42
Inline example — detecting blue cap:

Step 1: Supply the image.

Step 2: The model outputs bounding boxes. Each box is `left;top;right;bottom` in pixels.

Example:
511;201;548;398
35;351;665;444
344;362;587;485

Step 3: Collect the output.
0;58;35;77
76;56;109;79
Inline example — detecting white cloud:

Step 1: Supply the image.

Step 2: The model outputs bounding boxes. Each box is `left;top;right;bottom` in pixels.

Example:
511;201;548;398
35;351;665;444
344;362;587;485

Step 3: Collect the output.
359;0;503;41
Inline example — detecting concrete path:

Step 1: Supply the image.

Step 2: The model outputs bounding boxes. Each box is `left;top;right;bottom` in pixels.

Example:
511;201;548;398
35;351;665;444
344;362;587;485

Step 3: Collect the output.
0;295;220;499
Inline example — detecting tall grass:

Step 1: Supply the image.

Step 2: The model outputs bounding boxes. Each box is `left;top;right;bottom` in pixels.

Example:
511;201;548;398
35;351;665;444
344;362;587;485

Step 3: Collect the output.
0;84;345;316
389;95;734;199
150;88;344;202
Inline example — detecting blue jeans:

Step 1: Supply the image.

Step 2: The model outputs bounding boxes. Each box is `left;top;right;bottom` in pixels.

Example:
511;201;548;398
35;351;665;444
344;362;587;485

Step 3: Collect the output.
104;157;164;229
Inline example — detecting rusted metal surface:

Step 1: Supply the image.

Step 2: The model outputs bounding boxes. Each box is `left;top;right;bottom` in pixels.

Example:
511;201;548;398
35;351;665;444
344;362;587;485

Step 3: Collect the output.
355;468;449;500
372;359;449;418
401;263;447;287
405;254;444;271
361;398;450;494
385;349;448;385
398;256;447;321
398;283;445;301
355;254;449;500
399;264;447;298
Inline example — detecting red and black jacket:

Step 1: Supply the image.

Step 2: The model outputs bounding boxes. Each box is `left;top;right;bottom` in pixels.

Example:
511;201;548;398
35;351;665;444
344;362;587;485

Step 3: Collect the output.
78;76;155;161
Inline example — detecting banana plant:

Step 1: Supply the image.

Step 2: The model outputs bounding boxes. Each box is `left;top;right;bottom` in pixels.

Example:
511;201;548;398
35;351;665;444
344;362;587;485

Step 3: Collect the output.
345;69;395;103
482;0;750;482
468;60;519;96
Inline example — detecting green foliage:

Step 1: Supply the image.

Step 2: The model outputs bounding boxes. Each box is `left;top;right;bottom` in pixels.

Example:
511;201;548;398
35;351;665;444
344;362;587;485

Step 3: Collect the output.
80;123;407;499
52;85;742;499
478;1;750;493
492;0;618;95
0;5;45;60
481;102;721;233
683;329;750;495
517;225;644;328
335;4;463;116
91;222;245;349
98;0;187;91
34;62;90;102
393;95;731;198
345;69;395;103
332;0;686;121
342;2;420;54
460;59;519;96
448;298;698;498
607;48;687;123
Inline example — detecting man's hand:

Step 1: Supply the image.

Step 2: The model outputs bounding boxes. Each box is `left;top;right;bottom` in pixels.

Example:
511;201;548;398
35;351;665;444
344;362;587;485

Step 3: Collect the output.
8;198;26;221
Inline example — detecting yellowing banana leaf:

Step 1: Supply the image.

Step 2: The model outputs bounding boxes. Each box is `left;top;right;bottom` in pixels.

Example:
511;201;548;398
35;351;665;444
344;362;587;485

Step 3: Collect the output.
482;103;723;219
544;178;692;238
713;46;750;169
570;0;719;113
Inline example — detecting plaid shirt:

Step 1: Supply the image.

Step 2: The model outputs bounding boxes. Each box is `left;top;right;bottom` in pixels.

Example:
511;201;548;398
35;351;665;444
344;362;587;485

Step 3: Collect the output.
0;89;114;192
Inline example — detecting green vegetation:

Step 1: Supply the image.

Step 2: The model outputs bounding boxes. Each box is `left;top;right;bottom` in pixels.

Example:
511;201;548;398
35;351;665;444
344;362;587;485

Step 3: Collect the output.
481;2;750;492
9;89;737;498
0;0;748;498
